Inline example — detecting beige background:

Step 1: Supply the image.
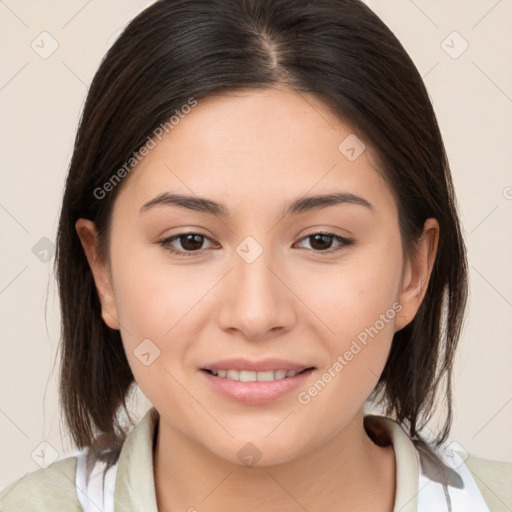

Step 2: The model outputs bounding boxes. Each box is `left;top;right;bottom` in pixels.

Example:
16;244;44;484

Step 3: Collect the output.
1;0;511;490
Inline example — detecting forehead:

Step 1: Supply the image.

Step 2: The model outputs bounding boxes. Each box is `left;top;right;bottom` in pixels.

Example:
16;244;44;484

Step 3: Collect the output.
112;87;394;220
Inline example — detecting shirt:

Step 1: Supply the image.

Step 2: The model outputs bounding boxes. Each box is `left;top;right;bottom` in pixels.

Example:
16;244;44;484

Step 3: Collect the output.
1;406;511;511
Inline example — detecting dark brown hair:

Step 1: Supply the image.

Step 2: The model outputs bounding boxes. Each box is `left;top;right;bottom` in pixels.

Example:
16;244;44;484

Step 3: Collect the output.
54;0;468;476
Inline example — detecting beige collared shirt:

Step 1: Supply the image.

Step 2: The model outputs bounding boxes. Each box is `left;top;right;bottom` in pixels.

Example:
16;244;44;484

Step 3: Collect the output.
1;406;510;511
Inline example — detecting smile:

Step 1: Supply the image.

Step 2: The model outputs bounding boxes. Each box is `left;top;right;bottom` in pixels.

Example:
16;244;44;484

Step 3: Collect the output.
200;366;316;404
204;368;311;382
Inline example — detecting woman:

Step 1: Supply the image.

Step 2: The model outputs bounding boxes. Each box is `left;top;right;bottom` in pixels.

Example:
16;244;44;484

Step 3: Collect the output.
1;0;510;511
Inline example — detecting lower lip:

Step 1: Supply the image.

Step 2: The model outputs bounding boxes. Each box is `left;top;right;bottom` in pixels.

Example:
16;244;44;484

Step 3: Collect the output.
199;368;315;405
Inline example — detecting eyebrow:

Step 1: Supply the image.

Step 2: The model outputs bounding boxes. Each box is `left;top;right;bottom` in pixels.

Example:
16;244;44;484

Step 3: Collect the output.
139;191;375;217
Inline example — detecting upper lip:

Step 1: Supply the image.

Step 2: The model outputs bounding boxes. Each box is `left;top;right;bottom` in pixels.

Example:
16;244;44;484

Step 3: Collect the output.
201;358;314;372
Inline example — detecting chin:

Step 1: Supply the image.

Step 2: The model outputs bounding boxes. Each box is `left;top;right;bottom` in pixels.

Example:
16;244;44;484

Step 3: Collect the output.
206;434;309;468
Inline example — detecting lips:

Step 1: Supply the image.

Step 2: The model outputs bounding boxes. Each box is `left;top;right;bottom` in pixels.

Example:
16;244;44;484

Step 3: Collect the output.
199;358;315;403
199;364;316;404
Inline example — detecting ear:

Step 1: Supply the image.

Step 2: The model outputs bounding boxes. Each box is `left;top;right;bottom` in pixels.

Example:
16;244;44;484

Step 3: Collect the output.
395;218;439;332
75;218;120;330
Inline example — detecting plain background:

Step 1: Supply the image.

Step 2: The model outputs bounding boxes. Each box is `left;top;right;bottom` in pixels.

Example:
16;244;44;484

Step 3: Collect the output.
1;0;511;490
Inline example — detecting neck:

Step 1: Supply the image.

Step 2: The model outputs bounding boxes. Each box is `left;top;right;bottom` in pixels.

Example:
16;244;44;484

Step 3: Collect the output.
153;410;396;512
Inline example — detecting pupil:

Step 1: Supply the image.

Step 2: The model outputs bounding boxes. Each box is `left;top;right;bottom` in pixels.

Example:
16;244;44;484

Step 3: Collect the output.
310;234;332;250
181;234;203;251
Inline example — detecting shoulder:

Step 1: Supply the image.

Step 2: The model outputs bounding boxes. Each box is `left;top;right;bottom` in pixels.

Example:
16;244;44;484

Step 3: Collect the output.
462;452;512;511
0;456;82;511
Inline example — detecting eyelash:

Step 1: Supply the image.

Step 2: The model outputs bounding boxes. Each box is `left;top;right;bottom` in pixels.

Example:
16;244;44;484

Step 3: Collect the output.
157;231;354;257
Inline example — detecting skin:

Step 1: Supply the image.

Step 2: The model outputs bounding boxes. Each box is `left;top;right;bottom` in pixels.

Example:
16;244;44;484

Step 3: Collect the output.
76;86;439;512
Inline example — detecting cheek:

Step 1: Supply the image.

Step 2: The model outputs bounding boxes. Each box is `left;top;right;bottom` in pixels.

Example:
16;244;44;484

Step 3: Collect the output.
294;235;403;411
111;267;202;410
108;242;213;387
301;233;404;341
110;235;213;335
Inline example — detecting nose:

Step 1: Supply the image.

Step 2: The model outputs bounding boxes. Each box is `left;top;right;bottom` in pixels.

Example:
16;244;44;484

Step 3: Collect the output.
217;242;298;341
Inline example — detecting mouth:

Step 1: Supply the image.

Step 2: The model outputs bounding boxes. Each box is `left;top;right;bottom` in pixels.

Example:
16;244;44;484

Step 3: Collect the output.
201;367;315;382
199;366;316;404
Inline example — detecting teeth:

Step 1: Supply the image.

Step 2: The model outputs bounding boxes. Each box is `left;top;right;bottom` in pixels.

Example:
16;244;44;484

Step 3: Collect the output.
209;369;301;381
226;369;240;380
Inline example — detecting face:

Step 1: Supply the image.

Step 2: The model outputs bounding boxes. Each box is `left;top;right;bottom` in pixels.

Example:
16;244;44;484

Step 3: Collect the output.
77;87;437;466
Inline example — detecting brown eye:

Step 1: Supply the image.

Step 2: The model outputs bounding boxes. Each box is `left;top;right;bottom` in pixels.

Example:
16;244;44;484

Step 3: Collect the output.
176;233;205;251
296;232;353;253
158;232;216;256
